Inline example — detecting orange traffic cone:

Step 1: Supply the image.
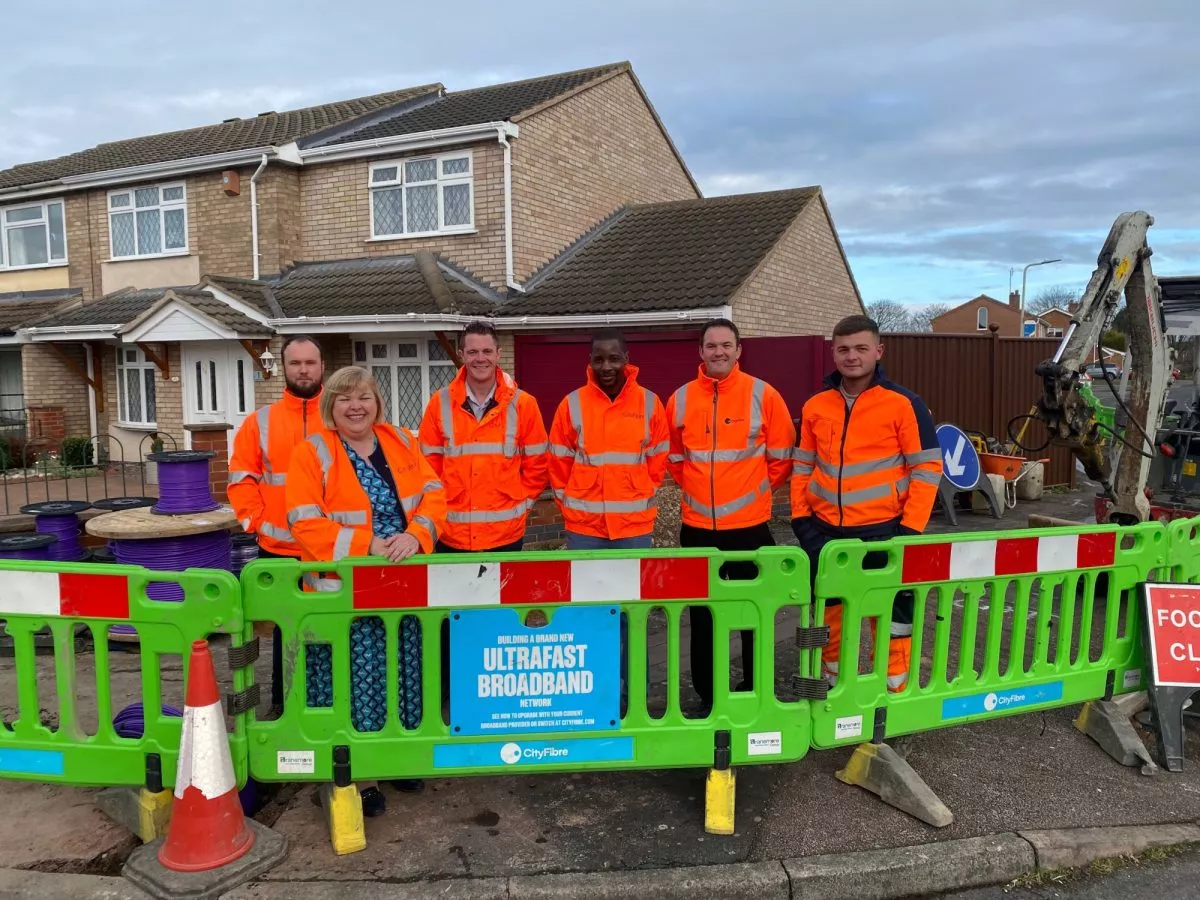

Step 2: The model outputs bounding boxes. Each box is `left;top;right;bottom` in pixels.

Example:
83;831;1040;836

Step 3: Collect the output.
158;639;255;872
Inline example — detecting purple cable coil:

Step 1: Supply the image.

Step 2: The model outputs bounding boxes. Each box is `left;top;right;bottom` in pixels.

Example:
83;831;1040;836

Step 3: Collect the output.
0;535;55;561
34;514;88;562
151;456;219;515
111;531;233;602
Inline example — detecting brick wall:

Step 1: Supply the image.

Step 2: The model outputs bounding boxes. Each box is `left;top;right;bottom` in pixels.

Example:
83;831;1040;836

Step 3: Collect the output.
511;71;699;283
298;144;507;287
21;343;91;438
731;193;865;337
65;193;101;300
185;425;230;501
257;166;303;274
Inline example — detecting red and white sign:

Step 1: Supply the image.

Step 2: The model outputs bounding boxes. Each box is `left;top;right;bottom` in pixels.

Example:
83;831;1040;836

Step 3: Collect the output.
1144;583;1200;687
0;570;129;619
352;556;711;610
901;532;1117;585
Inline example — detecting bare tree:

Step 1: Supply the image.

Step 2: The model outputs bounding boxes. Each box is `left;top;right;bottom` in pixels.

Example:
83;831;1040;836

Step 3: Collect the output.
866;300;913;333
1026;285;1080;315
909;302;951;332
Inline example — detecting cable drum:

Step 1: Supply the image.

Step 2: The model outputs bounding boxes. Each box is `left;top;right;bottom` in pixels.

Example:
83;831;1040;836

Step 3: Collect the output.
20;501;90;562
0;533;58;561
230;533;260;574
111;531;233;601
147;451;220;515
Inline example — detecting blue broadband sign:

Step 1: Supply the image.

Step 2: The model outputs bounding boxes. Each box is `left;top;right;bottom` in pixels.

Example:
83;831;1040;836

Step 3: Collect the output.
941;681;1064;721
433;736;635;770
449;605;620;737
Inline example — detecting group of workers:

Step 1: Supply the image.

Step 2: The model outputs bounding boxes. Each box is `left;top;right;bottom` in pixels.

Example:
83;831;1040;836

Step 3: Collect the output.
228;313;943;816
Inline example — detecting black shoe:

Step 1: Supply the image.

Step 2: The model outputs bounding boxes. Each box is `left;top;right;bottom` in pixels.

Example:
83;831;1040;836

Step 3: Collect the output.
361;786;387;817
390;778;425;793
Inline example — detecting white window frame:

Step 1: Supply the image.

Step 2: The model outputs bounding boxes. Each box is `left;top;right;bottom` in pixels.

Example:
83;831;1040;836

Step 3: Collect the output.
107;182;188;260
0;199;67;270
1047;326;1064;338
976;307;988;330
368;151;474;240
353;336;458;430
115;346;158;428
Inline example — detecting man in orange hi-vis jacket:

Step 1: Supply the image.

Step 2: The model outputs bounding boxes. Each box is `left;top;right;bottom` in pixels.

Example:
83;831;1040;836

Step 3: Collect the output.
666;318;795;711
549;329;670;551
417;321;548;554
791;314;943;693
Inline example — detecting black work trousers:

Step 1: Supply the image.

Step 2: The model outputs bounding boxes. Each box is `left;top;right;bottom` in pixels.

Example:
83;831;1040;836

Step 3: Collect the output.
679;521;775;708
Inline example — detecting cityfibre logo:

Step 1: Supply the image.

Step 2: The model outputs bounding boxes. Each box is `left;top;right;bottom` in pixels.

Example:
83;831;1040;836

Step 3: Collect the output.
498;741;570;764
500;743;522;764
984;690;1027;712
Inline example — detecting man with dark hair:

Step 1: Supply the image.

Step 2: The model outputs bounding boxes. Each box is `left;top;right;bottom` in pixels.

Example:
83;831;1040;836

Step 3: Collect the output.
791;314;942;692
419;320;547;553
666;318;795;710
229;333;325;710
549;328;668;550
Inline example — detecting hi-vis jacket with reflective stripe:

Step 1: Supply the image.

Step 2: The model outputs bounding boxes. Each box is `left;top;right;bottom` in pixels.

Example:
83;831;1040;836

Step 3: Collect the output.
417;366;548;550
666;364;796;531
549;365;670;540
285;424;446;567
791;365;942;536
228;388;322;556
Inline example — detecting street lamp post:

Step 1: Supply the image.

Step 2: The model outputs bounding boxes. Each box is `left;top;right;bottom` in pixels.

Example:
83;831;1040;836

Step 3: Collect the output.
1020;258;1063;335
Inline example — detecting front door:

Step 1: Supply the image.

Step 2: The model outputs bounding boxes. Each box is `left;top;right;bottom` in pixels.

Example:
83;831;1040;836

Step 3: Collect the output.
182;341;254;453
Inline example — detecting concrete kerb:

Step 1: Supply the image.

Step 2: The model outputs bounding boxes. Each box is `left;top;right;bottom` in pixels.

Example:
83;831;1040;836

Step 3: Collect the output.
0;822;1197;899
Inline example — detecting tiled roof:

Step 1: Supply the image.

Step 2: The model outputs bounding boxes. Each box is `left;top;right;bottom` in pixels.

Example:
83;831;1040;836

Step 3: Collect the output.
0;86;440;190
315;64;625;147
203;275;279;317
500;188;821;316
0;289;81;332
272;255;498;318
28;285;267;336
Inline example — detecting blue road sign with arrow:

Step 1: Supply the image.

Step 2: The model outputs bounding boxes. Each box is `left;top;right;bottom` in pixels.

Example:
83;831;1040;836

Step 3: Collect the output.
935;423;981;491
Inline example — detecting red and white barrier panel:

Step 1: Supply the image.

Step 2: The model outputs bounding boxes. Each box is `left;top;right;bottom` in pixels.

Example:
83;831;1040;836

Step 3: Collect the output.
0;571;129;618
901;532;1118;584
353;556;711;610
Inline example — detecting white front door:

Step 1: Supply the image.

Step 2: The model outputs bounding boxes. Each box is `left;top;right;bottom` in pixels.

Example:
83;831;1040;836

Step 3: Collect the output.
182;342;254;452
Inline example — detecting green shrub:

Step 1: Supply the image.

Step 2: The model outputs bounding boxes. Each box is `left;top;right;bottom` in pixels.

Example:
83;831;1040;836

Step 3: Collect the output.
61;437;94;468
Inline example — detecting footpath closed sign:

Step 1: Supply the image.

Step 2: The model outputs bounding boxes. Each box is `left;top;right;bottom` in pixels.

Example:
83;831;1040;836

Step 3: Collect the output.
1144;584;1200;687
449;605;620;736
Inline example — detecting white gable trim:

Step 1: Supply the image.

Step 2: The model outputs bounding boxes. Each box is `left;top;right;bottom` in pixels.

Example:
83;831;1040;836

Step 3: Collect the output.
198;285;272;326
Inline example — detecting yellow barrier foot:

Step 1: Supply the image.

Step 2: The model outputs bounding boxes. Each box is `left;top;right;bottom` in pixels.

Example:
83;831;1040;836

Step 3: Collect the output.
1074;697;1158;775
836;741;953;828
704;767;736;835
320;782;367;855
95;786;173;842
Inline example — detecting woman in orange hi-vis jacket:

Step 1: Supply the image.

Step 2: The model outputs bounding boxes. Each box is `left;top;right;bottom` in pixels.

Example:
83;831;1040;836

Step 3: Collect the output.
665;319;796;712
791;315;942;694
286;366;446;819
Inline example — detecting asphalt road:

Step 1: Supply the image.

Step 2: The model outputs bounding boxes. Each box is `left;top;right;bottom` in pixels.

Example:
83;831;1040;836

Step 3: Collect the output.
931;845;1200;898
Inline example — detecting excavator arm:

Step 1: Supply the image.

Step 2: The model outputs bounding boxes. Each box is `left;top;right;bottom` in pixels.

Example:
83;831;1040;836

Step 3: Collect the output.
1032;211;1172;524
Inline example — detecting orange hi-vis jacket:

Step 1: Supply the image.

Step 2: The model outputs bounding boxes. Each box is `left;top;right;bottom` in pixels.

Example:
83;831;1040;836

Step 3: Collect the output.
791;366;943;536
549;365;670;540
229;388;323;556
418;366;548;550
666;364;796;531
285;424;446;572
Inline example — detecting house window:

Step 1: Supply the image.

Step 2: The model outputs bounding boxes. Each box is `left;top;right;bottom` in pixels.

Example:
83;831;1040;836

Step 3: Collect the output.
976;307;988;330
108;183;187;258
0;200;66;269
353;337;458;429
1047;327;1064;338
369;152;473;239
116;347;157;427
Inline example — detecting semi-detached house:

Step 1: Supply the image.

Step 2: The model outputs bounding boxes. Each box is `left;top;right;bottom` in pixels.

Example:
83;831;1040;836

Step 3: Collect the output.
0;62;863;509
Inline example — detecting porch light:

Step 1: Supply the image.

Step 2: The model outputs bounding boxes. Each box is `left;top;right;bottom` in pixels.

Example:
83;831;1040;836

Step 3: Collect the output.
259;347;278;378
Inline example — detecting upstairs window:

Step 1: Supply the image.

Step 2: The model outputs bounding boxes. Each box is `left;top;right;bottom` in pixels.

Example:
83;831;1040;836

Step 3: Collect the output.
976;307;988;330
0;200;66;269
370;152;473;239
109;183;187;258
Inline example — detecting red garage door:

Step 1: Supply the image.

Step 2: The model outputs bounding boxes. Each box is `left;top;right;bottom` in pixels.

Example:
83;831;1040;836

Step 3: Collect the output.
514;331;829;424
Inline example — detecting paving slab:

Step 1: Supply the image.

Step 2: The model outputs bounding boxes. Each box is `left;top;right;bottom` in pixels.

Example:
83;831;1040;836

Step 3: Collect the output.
0;781;137;874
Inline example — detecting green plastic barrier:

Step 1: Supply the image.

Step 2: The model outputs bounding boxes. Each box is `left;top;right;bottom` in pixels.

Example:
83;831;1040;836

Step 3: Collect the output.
809;522;1166;749
1166;516;1200;583
240;547;814;782
0;560;246;788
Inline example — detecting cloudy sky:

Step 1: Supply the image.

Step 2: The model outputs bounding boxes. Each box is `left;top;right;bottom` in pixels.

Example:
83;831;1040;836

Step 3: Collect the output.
2;0;1196;308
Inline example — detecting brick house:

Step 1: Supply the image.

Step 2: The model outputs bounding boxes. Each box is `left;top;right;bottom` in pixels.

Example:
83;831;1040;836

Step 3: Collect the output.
929;291;1047;338
0;62;863;514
